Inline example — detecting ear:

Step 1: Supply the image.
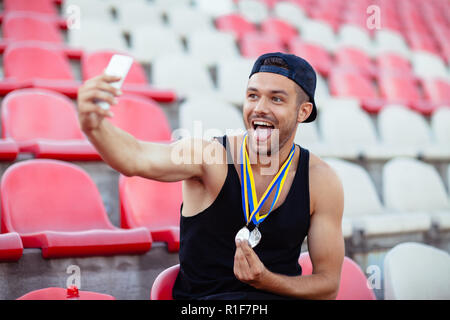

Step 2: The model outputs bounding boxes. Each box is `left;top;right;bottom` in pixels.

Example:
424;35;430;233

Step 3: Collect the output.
297;102;313;123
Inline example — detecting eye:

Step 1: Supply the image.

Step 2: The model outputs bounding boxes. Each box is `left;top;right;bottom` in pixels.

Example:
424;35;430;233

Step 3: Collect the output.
247;93;258;100
272;96;283;103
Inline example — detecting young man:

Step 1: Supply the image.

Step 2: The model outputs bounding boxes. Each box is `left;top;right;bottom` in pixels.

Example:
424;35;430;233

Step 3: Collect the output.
77;52;344;300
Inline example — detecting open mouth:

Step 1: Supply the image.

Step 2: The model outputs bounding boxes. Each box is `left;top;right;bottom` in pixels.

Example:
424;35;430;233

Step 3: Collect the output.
251;120;275;142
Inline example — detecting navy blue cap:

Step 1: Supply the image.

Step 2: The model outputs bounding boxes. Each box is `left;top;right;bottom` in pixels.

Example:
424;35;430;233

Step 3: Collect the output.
249;52;317;123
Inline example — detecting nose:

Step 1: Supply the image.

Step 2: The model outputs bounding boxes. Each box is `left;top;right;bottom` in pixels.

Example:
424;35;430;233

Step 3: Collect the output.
253;96;270;115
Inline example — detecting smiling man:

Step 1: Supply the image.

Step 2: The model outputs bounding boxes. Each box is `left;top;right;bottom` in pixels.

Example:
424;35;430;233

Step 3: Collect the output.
77;52;344;300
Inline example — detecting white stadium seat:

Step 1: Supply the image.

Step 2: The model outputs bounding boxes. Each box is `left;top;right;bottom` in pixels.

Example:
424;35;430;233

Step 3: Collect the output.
216;57;254;105
113;2;163;32
337;25;374;56
237;0;269;24
194;0;236;17
273;1;307;30
411;51;450;80
384;242;450;299
166;7;214;37
431;108;450;147
299;20;337;52
374;29;411;59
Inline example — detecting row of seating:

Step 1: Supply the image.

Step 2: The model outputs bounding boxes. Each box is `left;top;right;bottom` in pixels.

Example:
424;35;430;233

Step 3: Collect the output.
0;154;449;261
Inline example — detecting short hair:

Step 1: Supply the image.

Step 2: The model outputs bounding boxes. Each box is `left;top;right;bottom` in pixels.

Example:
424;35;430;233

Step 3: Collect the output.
261;57;310;105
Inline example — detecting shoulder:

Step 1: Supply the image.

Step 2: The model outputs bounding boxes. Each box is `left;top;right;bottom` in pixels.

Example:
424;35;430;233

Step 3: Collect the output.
307;152;344;216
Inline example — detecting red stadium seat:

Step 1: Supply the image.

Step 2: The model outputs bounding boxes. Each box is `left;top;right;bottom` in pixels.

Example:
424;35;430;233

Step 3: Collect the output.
421;78;450;106
334;47;377;78
1;89;101;160
119;176;182;252
378;73;435;115
2;42;80;98
0;138;19;161
0;159;152;258
240;33;285;58
215;14;257;41
17;287;115;300
288;38;333;76
3;0;58;16
0;232;23;262
328;68;384;113
150;264;180;300
261;18;298;46
108;94;172;142
81;51;177;103
299;252;376;300
375;52;413;75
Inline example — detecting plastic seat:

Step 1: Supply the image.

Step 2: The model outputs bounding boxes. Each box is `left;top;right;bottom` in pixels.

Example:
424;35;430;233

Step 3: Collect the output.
81;51;176;103
336;25;374;56
62;0;113;22
273;1;307;30
378;73;434;115
334;47;377;78
237;0;269;24
299;252;376;300
150;264;180;300
328;68;384;113
114;2;163;32
299;20;337;52
431;108;450;148
383;158;450;231
261;18;298;46
0;159;152;258
3;0;58;16
108;94;172;142
288;38;333;77
216;57;254;105
373;29;411;59
186;30;240;67
215;14;257;41
195;0;235;17
384;242;450;299
421;78;450;106
17;287;115;300
2;42;80;98
0;138;19;161
375;52;413;75
166;7;214;37
411;51;449;80
119;176;182;252
1;89;101;160
0;232;23;262
130;25;184;64
240;33;285;58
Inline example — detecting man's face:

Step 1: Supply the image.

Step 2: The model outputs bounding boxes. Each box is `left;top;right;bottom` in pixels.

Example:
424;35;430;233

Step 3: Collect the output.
243;72;302;156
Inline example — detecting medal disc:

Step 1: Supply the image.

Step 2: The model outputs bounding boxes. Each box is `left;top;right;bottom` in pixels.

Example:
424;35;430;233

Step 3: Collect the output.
248;227;261;248
235;226;250;244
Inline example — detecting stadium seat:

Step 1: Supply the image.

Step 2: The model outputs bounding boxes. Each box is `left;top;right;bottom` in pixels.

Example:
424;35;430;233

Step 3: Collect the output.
186;30;240;67
150;264;180;300
240;33;285;58
377;105;450;159
119;176;182;252
3;0;58;16
288;38;333;77
152;55;216;98
215;14;257;41
328;68;384;113
0;232;23;262
107;94;172;142
178;97;245;140
431;108;450;149
237;0;269;24
130;26;185;64
375;52;413;75
113;2;163;32
81;51;176;103
383;158;450;231
216;57;254;105
377;73;434;115
0;139;19;161
325;158;431;236
62;0;113;22
336;25;374;56
1;88;101;160
373;29;411;59
195;0;235;18
166;7;214;37
299;252;376;300
421;78;450;106
0;159;152;258
2;42;80;98
334;47;377;78
260;18;298;46
273;1;307;30
384;242;450;299
411;51;449;80
298;20;337;52
17;287;115;300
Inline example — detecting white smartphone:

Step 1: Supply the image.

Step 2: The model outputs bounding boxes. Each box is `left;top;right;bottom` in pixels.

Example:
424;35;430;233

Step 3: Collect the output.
97;54;133;110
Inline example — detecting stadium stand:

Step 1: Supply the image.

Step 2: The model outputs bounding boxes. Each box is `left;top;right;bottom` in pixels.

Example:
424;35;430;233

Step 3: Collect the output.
384;242;450;299
0;160;152;258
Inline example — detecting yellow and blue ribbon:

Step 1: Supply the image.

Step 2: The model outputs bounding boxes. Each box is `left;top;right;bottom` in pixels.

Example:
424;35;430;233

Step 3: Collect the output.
240;134;296;226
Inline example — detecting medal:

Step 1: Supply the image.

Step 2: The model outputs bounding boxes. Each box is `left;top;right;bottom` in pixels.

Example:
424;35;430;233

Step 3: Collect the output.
235;226;250;243
238;134;296;248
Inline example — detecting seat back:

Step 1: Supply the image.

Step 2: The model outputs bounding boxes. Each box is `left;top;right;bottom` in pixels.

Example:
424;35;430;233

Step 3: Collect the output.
4;0;57;15
240;33;284;58
3;42;74;81
1;160;114;234
108;95;171;142
215;14;257;40
1;89;85;141
384;242;450;299
3;13;62;43
431;108;450;145
17;287;115;300
329;69;378;100
299;252;376;300
150;264;180;300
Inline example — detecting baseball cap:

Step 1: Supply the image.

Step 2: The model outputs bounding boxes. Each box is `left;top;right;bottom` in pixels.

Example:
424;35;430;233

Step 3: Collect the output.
249;52;317;123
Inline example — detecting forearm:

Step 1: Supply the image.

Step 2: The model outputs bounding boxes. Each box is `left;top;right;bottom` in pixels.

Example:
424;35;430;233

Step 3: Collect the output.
255;270;339;300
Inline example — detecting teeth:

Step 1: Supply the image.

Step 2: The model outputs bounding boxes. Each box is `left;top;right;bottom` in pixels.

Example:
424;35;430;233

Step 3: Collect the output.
253;121;273;127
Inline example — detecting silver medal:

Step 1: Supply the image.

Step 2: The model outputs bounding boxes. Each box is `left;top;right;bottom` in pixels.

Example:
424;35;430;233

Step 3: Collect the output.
235;226;250;244
248;227;261;248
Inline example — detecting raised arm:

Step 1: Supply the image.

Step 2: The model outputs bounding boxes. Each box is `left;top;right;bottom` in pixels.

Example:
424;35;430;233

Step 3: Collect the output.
77;74;205;182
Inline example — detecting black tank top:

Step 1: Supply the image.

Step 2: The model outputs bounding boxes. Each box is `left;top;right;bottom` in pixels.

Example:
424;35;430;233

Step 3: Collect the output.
172;135;311;300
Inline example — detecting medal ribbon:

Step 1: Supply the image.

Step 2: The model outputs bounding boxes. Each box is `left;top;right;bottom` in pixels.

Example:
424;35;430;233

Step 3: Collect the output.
240;134;296;226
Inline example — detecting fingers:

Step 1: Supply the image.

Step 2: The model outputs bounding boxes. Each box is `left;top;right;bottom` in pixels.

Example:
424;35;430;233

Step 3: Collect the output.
234;240;251;280
82;102;114;118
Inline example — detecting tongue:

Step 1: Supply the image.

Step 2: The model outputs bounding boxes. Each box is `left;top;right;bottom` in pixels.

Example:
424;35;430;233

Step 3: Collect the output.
254;126;273;142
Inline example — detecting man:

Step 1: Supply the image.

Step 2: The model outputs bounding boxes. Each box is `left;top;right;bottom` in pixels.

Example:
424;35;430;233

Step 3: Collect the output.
77;52;344;300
